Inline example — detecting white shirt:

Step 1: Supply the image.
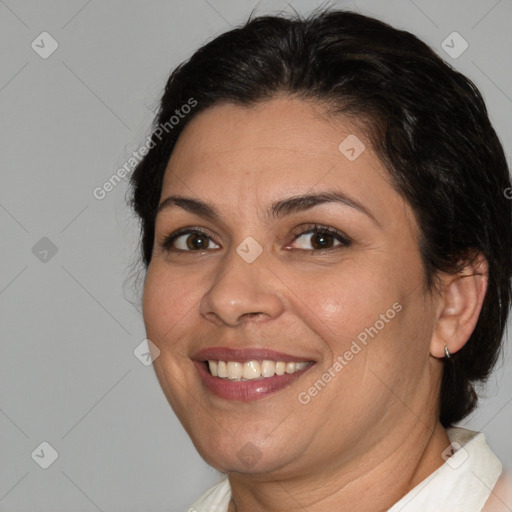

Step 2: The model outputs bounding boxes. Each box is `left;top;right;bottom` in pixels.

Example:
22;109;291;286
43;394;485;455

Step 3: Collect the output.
188;427;511;512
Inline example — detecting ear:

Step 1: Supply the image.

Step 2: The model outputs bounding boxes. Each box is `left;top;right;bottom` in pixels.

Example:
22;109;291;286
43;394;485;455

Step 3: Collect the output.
430;253;488;359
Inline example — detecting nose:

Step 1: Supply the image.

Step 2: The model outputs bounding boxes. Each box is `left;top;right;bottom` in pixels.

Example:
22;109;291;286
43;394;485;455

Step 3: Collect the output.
198;247;285;327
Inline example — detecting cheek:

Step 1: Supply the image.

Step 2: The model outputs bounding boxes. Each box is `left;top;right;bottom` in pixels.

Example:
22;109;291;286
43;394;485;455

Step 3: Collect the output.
296;253;429;375
295;264;397;353
141;264;202;413
141;262;198;348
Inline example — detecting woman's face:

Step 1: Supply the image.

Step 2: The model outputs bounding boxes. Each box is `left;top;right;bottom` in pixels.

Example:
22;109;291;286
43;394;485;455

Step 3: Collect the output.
142;96;443;476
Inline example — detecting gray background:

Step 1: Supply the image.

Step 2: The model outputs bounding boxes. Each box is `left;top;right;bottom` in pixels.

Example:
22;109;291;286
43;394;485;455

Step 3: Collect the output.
1;0;511;510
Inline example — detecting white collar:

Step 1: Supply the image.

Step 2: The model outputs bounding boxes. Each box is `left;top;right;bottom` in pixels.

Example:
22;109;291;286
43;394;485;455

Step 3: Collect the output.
388;426;502;511
190;427;502;512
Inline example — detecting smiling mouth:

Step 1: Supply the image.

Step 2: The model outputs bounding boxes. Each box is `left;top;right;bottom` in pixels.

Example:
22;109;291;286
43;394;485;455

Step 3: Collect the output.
205;359;314;381
193;347;316;401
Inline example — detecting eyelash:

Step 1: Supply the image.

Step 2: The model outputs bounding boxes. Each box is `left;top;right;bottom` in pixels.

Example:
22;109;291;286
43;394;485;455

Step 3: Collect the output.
159;223;352;254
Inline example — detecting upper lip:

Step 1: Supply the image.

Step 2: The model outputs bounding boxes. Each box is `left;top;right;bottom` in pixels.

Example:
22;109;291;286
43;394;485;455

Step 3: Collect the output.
192;347;315;363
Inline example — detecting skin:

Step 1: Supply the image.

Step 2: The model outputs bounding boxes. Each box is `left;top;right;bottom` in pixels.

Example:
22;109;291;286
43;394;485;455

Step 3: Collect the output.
142;96;488;512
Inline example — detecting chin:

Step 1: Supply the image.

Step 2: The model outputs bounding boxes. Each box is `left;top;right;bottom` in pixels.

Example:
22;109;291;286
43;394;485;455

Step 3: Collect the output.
191;428;303;476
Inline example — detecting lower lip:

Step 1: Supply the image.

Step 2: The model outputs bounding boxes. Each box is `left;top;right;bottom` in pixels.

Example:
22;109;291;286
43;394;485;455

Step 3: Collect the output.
194;361;314;401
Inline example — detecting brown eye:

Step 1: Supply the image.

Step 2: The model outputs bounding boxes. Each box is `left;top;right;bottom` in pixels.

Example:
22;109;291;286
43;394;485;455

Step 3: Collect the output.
161;229;220;252
290;224;351;251
184;233;210;250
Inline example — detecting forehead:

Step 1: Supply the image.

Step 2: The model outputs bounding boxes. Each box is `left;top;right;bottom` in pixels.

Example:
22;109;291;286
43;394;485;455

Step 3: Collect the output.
162;97;389;192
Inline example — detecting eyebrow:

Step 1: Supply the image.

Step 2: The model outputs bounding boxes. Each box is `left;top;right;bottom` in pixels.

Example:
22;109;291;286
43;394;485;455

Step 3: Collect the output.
156;190;380;226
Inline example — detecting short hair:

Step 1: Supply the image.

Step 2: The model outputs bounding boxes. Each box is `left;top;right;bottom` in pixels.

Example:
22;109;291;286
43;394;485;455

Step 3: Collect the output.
129;7;512;427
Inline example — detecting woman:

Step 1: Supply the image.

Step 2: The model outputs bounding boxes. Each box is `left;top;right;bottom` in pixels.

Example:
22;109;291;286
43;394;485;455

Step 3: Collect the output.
128;7;512;511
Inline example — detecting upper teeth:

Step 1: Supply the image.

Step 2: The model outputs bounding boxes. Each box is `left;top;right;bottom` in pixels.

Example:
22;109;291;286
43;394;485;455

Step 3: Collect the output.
208;360;310;380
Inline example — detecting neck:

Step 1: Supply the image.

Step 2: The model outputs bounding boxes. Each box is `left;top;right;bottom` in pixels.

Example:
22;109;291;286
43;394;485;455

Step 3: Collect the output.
227;421;450;512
